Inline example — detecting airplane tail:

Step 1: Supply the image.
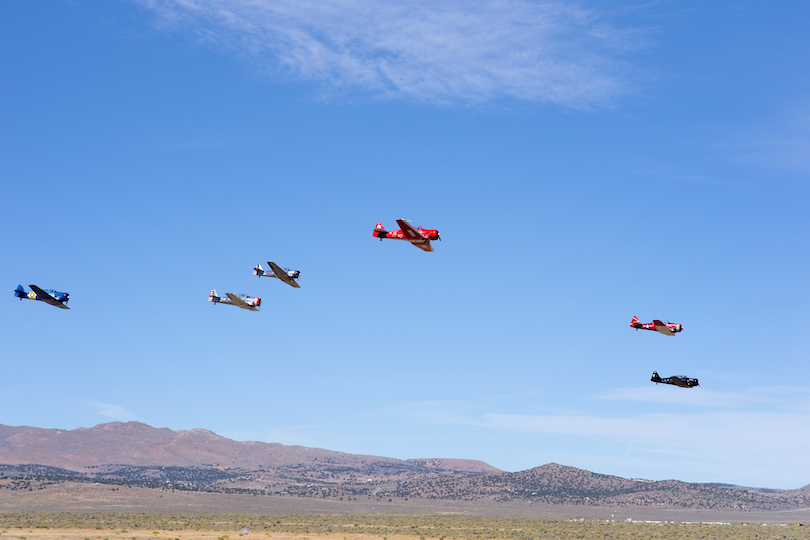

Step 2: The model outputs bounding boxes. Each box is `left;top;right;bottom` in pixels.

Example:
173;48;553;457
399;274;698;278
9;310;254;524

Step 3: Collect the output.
373;222;387;239
651;371;661;383
254;264;265;277
14;284;25;299
631;315;640;327
208;289;219;303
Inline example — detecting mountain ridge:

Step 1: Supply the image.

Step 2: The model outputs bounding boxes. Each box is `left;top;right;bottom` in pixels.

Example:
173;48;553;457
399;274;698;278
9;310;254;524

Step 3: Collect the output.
2;421;809;512
0;421;498;475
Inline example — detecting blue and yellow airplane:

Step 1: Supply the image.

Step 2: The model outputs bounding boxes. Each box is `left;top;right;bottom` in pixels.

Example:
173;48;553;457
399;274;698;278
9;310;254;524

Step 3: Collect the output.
14;284;70;309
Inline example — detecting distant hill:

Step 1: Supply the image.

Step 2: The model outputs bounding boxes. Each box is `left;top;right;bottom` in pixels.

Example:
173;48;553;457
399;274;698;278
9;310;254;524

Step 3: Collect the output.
0;421;498;481
1;421;809;512
394;462;810;510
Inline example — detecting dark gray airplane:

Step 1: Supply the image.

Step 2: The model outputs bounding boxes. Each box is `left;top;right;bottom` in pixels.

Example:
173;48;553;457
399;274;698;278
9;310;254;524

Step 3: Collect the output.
651;371;699;388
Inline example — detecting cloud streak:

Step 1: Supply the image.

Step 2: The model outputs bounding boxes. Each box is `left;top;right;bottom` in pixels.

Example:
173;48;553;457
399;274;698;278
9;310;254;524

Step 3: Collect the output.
389;387;810;487
135;0;644;106
84;400;141;422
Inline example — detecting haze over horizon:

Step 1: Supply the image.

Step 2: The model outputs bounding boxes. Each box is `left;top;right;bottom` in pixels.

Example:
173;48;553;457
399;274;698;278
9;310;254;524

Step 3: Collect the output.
2;1;808;490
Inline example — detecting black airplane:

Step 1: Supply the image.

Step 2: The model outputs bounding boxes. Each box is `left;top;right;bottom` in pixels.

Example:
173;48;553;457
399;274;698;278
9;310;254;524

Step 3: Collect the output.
651;371;699;388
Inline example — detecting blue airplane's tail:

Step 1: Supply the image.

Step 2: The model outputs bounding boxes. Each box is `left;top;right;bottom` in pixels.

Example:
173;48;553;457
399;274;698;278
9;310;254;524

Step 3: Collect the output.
14;284;26;299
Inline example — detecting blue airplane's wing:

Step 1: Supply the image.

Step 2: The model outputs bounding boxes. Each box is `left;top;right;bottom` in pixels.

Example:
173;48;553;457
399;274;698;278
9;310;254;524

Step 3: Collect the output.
29;284;69;309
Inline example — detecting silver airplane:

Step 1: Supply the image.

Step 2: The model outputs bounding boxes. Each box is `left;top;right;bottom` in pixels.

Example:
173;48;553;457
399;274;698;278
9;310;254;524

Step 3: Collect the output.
253;261;301;288
208;289;261;311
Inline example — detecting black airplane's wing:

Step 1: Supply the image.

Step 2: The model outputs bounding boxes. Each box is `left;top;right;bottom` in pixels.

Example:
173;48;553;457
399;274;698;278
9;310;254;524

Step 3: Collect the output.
267;261;300;288
29;284;69;309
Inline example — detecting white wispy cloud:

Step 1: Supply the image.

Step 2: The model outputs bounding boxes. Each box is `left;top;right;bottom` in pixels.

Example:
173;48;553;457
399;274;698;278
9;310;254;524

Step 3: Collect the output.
221;425;322;447
134;0;646;106
389;388;810;487
83;400;141;422
714;103;810;175
598;385;810;409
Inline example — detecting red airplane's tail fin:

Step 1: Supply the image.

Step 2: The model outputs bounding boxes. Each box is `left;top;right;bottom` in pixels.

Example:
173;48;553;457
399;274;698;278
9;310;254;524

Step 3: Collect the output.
373;222;387;238
631;315;640;327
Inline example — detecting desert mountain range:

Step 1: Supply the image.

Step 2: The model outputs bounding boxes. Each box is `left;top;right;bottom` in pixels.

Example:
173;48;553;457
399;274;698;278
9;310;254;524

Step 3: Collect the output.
2;421;809;511
0;421;495;480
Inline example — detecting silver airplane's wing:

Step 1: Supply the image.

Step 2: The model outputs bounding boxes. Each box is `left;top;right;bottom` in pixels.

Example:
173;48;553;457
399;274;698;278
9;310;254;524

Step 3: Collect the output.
225;292;258;311
29;284;69;309
267;261;300;288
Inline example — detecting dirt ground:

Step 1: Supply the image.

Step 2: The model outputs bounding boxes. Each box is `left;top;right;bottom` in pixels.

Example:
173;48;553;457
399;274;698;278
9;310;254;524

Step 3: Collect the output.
2;481;810;523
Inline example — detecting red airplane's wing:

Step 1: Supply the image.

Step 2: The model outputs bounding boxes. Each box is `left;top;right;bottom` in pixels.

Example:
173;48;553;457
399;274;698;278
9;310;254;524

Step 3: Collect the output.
396;219;426;241
652;320;674;335
396;219;434;251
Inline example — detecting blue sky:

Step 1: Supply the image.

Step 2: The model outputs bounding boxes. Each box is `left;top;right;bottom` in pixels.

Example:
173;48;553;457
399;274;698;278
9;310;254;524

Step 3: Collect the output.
1;0;808;489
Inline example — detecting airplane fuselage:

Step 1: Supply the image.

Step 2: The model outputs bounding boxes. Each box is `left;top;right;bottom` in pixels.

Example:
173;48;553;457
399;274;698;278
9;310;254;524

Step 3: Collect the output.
23;290;69;303
373;228;440;241
256;268;300;280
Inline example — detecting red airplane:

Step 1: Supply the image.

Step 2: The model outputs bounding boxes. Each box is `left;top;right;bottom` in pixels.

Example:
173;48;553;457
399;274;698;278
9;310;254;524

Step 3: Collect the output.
373;219;440;252
630;316;683;336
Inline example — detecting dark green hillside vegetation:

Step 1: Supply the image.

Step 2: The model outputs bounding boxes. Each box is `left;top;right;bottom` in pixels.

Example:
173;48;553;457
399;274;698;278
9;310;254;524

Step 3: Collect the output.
0;513;808;540
392;464;810;510
4;462;810;512
0;465;248;494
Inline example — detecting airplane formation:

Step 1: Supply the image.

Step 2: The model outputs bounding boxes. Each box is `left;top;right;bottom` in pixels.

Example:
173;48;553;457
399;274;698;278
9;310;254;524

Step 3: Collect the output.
13;218;696;387
630;316;696;387
208;261;302;311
